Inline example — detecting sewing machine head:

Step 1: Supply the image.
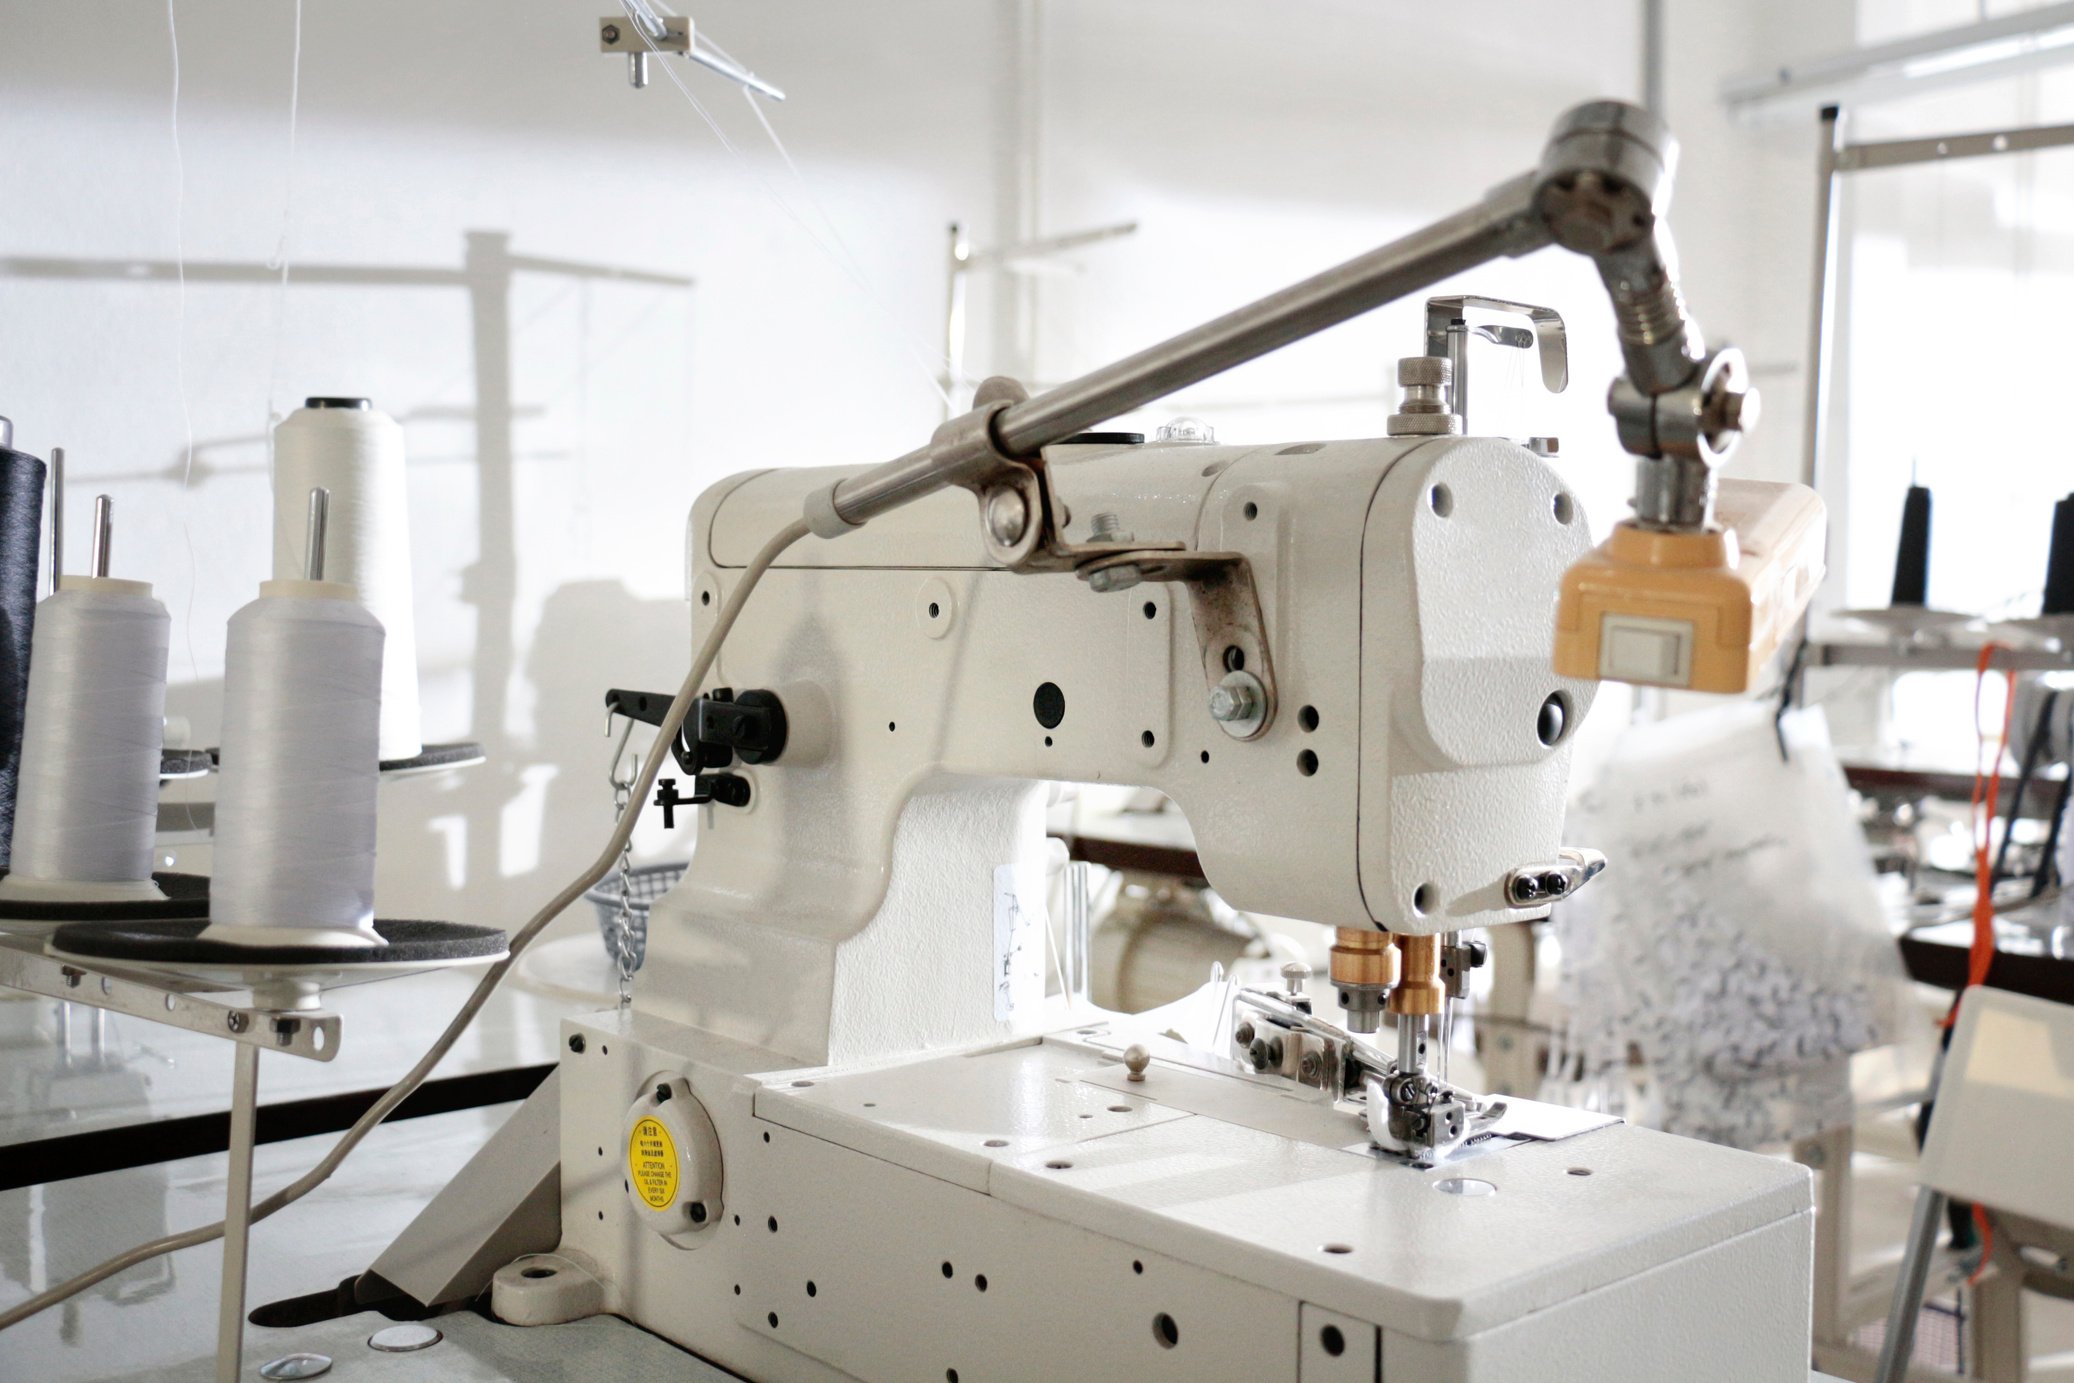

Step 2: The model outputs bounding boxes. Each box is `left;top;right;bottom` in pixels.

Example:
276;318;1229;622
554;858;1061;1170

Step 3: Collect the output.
632;98;1824;1167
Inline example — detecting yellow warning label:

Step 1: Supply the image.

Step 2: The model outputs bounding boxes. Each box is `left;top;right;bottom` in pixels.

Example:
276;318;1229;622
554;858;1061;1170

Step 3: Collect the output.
629;1116;678;1210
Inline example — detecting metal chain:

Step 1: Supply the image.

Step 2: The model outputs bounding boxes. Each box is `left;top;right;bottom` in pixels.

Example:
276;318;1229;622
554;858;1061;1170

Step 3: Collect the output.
607;717;640;1009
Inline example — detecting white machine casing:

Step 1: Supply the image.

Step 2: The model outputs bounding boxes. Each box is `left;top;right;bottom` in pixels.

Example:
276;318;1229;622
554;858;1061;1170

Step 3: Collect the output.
522;431;1814;1382
654;433;1599;1067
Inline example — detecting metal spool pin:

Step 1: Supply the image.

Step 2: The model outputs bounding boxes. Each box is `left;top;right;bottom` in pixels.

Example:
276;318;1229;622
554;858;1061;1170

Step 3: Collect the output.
304;486;330;582
89;494;111;579
47;448;63;594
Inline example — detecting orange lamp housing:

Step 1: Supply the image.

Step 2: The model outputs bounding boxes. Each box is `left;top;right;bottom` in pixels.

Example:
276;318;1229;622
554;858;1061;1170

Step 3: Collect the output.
1554;478;1826;693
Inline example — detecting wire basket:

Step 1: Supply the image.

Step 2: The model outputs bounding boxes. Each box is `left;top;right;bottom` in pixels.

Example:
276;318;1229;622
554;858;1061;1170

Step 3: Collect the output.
582;861;687;972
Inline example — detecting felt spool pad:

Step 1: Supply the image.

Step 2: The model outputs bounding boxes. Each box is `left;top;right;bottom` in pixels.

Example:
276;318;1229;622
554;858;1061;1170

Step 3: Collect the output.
50;917;507;966
0;869;210;922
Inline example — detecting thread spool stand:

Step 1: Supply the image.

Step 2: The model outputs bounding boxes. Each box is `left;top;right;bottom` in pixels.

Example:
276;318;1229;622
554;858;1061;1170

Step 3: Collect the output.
22;490;508;1383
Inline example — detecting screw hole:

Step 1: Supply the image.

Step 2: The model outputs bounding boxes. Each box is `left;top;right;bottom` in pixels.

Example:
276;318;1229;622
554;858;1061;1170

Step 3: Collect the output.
1132;1260;1144;1275
928;601;940;619
1140;730;1155;748
1297;749;1318;777
700;590;712;606
974;1274;988;1292
1429;483;1453;517
947;1372;959;1383
1199;750;1209;764
762;1131;771;1143
768;1312;779;1329
942;1262;954;1278
807;1281;817;1297
1043;736;1053;747
1108;1105;1131;1113
521;1267;556;1279
734;1214;741;1225
1568;1166;1593;1177
1142;600;1156;619
1153;1313;1180;1348
1322;1243;1354;1255
597;1210;605;1221
1413;883;1437;916
768;1216;778;1232
1046;1160;1073;1170
791;1079;815;1088
164;993;177;1011
1553;492;1575;525
1242;501;1259;521
733;1284;741;1295
1222;645;1245;672
984;1138;1009;1148
1298;705;1319;732
568;1035;585;1053
1321;1324;1346;1356
887;721;896;733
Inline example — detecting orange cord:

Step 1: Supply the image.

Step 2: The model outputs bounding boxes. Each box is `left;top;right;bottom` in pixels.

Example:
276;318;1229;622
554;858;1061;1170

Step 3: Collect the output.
1953;643;2015;1287
1947;642;2017;1023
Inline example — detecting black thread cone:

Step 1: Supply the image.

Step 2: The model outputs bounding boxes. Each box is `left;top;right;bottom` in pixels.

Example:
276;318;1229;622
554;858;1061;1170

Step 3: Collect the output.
0;443;47;868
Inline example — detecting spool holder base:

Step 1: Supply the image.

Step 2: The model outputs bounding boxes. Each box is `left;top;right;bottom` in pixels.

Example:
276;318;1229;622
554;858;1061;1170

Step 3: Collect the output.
2;914;507;1383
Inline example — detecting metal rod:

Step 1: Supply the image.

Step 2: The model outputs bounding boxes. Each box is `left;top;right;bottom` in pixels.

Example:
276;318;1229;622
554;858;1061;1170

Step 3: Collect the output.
1721;0;2074;112
216;1042;262;1383
1804;106;1844;492
1875;1041;1950;1383
89;494;111;579
304;486;330;582
1064;860;1090;1003
1841;117;2074;171
47;447;63;594
832;176;1545;526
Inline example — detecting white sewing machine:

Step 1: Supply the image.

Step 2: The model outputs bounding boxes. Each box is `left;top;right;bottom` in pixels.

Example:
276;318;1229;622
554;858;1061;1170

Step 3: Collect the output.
370;100;1825;1381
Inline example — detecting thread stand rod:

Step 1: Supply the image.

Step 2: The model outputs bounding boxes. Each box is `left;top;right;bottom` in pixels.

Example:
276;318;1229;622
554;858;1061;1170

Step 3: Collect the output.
89;494;111;579
48;447;64;594
215;1041;261;1383
304;486;330;583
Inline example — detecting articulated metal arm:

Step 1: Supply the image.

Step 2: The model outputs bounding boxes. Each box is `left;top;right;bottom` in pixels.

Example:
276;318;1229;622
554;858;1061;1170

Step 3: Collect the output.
802;99;1753;550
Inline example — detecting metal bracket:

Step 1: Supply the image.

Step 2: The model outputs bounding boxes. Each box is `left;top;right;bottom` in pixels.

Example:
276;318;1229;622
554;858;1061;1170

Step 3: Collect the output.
0;934;340;1061
1422;295;1569;434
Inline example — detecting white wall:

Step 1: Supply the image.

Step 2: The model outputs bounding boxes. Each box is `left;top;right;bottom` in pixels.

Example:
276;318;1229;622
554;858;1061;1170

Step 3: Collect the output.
4;0;1832;936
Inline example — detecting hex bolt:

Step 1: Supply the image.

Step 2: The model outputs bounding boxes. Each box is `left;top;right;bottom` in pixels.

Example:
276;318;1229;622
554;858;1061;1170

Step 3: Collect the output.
227;1011;251;1034
1208;681;1258;723
601;22;621;41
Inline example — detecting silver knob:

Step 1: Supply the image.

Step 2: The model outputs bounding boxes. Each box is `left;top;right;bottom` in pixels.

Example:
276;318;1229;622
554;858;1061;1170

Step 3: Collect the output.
1280;960;1312;995
1123;1043;1151;1082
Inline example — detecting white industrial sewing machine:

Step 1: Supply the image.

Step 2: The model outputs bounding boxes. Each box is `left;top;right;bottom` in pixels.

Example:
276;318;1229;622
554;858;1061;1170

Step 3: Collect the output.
365;100;1828;1381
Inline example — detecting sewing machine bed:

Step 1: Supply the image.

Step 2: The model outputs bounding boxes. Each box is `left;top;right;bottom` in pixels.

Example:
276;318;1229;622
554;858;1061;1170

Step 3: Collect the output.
553;1018;1817;1382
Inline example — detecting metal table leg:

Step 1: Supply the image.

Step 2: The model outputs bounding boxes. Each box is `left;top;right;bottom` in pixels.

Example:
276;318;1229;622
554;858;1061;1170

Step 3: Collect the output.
217;1042;262;1383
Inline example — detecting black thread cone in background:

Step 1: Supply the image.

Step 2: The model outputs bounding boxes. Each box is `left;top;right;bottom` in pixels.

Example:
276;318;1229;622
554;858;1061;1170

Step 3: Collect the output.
1890;484;1932;608
0;443;46;868
2045;493;2074;618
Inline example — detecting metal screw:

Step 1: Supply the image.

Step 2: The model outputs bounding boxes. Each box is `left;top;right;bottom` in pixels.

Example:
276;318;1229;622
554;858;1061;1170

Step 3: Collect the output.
1233;1021;1256;1047
655;1083;673;1103
568;1034;586;1054
1299;1050;1324;1084
227;1012;250;1034
1280;960;1312;995
601;22;621;41
1541;872;1569;897
1509;875;1544;904
61;967;82;989
1090;512;1130;543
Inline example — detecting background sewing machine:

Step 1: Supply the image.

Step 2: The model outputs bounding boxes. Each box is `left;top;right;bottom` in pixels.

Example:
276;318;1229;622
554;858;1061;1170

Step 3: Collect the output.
365;100;1827;1382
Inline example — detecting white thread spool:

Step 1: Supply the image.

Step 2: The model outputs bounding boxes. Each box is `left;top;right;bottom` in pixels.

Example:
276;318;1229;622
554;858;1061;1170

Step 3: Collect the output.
202;513;385;948
0;565;171;904
272;399;421;762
